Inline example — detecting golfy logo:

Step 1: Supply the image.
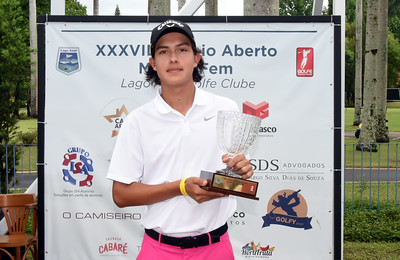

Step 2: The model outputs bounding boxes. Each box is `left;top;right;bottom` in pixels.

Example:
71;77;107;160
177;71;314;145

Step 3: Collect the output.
57;47;81;75
262;189;312;230
296;48;313;77
62;147;94;187
241;241;275;257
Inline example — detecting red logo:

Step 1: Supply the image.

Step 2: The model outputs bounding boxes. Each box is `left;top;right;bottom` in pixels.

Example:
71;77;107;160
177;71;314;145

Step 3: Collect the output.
296;48;313;77
243;101;269;119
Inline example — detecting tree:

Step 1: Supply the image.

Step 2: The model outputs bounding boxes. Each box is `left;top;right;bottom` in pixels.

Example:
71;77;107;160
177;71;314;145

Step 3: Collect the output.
29;0;37;117
244;0;279;15
353;0;363;125
345;29;356;106
65;0;87;15
178;0;186;10
115;4;121;16
0;0;31;192
388;31;400;88
21;0;87;118
389;0;400;39
374;0;389;143
148;0;170;15
205;0;217;15
94;0;99;15
279;0;313;16
357;0;388;150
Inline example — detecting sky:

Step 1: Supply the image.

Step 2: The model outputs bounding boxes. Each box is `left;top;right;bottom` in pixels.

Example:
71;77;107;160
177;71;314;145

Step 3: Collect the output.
76;0;244;16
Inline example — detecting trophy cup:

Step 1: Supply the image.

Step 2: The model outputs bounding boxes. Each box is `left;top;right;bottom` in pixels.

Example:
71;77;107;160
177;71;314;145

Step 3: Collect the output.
200;110;262;200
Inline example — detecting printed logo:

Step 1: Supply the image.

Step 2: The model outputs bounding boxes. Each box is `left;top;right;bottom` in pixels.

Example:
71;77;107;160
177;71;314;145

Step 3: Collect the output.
241;241;275;258
104;104;129;137
229;211;247;226
243;101;278;137
204;115;216;121
98;237;128;257
157;20;184;30
62;147;94;187
57;47;81;74
296;48;313;77
262;189;312;230
243;101;269;119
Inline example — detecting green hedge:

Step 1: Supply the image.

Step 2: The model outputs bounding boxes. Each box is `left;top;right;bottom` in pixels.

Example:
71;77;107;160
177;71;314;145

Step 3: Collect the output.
344;208;400;242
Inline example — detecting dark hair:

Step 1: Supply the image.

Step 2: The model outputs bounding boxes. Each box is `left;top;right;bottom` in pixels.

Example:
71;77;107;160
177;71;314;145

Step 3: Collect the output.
145;46;205;86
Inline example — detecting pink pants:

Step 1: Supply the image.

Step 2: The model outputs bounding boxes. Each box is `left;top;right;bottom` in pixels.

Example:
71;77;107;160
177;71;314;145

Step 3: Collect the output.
137;232;234;260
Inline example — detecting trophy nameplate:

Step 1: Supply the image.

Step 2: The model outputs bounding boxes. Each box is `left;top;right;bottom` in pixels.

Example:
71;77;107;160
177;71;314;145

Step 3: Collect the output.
200;170;259;200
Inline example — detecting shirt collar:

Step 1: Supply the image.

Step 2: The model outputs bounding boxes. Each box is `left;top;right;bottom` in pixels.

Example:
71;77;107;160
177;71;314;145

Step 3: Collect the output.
154;87;209;115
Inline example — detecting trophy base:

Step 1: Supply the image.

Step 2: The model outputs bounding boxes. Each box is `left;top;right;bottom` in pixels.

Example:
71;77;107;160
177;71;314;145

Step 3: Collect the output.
200;171;259;200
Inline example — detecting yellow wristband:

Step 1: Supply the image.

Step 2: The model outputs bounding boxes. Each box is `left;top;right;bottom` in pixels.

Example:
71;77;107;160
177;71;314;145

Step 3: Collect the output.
180;178;188;196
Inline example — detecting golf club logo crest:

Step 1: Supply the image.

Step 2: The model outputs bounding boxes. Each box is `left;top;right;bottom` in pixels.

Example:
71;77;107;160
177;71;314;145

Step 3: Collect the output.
62;147;94;187
296;48;313;77
57;47;81;74
262;189;312;230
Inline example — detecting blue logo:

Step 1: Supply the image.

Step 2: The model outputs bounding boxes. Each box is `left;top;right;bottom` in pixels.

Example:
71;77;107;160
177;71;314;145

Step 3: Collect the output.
57;47;81;74
62;147;94;187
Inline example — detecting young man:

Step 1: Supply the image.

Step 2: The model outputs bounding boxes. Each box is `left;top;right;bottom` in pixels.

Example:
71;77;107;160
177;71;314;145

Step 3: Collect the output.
107;20;254;259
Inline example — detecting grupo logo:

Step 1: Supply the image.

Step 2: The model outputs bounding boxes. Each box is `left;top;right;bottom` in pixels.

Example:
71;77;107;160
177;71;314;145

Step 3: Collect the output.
296;48;313;77
62;147;94;187
241;241;275;258
104;104;129;138
262;189;312;230
98;237;128;257
56;47;81;75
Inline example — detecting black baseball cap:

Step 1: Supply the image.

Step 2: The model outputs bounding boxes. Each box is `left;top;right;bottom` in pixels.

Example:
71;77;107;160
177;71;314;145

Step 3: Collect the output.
150;20;196;57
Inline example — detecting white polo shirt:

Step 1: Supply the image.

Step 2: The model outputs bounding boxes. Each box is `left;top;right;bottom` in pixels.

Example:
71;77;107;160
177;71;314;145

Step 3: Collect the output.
107;88;239;237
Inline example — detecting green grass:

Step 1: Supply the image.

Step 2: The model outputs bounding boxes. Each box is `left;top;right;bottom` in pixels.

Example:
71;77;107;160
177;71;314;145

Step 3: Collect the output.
16;118;37;132
345;139;399;168
345;182;400;212
344;242;400;259
345;106;400;132
343;182;400;259
20;145;37;172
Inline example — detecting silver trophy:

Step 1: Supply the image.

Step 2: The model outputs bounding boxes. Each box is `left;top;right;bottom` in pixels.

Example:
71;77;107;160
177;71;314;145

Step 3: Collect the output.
200;110;262;200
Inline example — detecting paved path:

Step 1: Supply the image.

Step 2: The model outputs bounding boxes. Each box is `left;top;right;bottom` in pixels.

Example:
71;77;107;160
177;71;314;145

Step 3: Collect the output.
344;168;399;182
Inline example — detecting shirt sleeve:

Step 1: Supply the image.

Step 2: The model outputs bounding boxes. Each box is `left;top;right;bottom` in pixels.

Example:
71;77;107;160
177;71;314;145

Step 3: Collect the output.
107;114;144;184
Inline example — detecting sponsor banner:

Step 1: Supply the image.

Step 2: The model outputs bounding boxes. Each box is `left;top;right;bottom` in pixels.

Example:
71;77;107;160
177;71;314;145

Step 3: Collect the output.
41;17;338;259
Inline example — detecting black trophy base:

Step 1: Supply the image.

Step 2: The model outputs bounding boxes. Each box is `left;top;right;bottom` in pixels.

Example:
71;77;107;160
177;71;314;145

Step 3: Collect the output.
200;170;259;200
